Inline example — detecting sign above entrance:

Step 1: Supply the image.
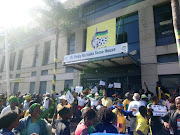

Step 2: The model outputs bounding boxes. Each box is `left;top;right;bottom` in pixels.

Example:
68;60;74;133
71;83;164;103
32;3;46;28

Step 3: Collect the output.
86;18;116;51
63;43;128;64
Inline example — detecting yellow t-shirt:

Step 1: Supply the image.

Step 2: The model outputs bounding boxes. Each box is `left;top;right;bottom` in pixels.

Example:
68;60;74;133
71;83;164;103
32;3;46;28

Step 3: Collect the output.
134;113;148;135
123;99;131;111
101;97;113;108
112;108;126;133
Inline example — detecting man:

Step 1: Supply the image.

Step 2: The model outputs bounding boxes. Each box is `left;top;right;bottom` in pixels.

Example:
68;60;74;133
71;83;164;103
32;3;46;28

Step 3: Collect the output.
1;96;19;115
101;91;113;108
141;94;148;106
127;93;146;135
55;107;71;135
156;81;169;100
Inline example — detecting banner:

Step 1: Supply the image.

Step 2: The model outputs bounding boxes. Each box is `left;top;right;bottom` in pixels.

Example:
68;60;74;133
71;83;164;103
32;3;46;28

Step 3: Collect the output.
99;81;105;86
75;86;83;93
65;91;74;104
86;18;116;51
114;83;121;88
151;105;167;116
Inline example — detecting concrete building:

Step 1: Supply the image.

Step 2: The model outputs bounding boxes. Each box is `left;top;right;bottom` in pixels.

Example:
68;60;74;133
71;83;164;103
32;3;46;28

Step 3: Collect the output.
0;0;180;95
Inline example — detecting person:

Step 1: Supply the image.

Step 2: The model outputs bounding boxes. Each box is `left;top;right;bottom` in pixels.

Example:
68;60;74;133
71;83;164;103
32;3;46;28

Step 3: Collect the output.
1;96;19;115
0;99;5;113
14;103;48;135
123;92;132;111
23;94;32;111
72;92;78;119
55;107;71;135
141;94;148;107
112;100;135;134
127;93;146;134
96;107;119;133
164;93;170;110
75;108;96;135
134;106;148;135
77;94;86;114
101;90;113;108
0;111;19;135
96;98;103;110
148;96;167;135
162;96;180;135
156;81;169;100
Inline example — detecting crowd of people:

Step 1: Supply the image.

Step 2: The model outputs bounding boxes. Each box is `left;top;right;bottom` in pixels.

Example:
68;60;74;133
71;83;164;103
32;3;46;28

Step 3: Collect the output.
0;81;180;135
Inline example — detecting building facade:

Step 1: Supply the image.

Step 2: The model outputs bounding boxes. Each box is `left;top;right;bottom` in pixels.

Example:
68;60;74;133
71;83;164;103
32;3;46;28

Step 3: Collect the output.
0;0;180;95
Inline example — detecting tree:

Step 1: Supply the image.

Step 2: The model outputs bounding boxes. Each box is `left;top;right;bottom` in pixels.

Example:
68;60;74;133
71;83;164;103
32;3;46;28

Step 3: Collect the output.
171;0;180;63
35;0;85;94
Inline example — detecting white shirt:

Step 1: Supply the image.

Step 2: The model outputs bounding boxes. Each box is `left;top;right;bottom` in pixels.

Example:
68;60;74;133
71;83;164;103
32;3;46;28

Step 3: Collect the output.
43;97;50;109
77;97;86;106
127;100;145;116
1;105;19;115
89;97;98;106
23;100;29;111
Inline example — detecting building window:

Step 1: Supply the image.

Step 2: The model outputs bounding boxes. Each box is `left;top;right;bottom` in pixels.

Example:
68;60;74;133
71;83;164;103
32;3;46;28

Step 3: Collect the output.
29;82;35;94
17;50;24;70
39;81;47;94
31;71;36;76
157;53;178;63
16;74;20;78
64;80;73;88
10;74;13;79
68;35;75;55
66;67;74;73
33;45;39;67
9;52;16;71
0;56;5;72
0;76;2;80
42;41;51;65
154;3;175;46
14;83;19;95
41;70;48;75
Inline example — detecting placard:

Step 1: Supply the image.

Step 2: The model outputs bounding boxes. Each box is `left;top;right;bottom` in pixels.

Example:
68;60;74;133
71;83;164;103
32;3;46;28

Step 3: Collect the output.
75;86;83;93
151;105;167;116
99;81;105;86
108;83;113;88
114;83;121;88
65;91;74;104
91;86;98;94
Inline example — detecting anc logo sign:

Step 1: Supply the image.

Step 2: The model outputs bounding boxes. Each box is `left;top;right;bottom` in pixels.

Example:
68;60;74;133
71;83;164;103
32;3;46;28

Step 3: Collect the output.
86;18;116;51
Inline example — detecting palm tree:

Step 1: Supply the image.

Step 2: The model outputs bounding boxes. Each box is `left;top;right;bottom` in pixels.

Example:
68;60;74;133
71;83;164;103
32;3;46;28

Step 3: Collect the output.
35;0;85;94
171;0;180;63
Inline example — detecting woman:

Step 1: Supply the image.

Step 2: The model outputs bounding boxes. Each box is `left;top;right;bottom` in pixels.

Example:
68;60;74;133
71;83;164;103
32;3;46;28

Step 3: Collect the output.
75;108;96;135
96;107;119;133
162;96;180;135
0;111;19;135
14;103;48;135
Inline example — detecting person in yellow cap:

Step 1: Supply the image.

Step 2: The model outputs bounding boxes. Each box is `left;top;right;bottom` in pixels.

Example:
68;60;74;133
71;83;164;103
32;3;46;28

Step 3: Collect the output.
1;96;19;115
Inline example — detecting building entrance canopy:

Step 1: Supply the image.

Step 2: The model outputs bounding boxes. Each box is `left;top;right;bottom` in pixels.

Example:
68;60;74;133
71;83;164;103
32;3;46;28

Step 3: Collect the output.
62;43;139;71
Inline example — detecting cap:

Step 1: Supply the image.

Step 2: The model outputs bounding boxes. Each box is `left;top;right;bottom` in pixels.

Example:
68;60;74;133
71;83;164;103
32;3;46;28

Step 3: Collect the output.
125;92;131;98
133;93;140;101
141;94;148;99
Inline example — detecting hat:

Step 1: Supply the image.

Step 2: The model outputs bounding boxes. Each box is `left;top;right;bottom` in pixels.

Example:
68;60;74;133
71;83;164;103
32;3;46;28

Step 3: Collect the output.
58;95;66;100
8;96;17;104
29;103;41;113
24;94;31;100
141;94;148;99
133;93;140;101
58;106;70;116
125;92;131;98
165;93;170;98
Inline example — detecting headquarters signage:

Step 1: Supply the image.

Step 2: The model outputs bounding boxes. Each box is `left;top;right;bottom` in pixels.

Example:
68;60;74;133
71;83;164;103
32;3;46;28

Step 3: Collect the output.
64;43;128;63
86;18;116;51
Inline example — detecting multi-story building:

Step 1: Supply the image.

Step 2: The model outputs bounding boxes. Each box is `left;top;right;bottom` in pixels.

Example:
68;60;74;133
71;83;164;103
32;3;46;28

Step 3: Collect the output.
0;0;179;95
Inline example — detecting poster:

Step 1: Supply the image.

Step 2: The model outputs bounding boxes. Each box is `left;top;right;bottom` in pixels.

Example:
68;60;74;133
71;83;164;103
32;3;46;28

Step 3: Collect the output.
86;18;116;51
114;83;121;88
91;86;98;94
65;91;74;104
75;86;83;93
108;83;113;88
151;105;167;116
99;81;105;86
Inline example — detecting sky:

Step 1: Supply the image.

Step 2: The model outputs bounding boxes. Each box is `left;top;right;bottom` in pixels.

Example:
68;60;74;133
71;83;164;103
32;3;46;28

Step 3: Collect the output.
0;0;68;29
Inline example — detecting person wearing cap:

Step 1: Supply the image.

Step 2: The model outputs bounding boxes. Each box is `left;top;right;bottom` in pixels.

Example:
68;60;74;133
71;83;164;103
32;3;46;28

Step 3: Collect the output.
55;107;71;135
127;93;146;134
123;92;132;111
14;103;48;135
1;96;19;115
23;94;32;111
141;94;148;107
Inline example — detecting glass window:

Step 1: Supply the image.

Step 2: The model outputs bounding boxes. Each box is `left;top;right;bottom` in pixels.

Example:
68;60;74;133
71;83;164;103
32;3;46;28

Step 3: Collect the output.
9;52;16;71
0;76;2;80
14;83;19;95
42;41;51;65
41;70;48;75
0;56;5;72
16;74;20;78
68;35;75;55
39;81;47;95
17;50;24;70
154;3;175;46
31;71;36;76
64;80;73;88
66;67;74;73
33;45;39;67
29;82;35;94
10;74;13;79
157;53;178;63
